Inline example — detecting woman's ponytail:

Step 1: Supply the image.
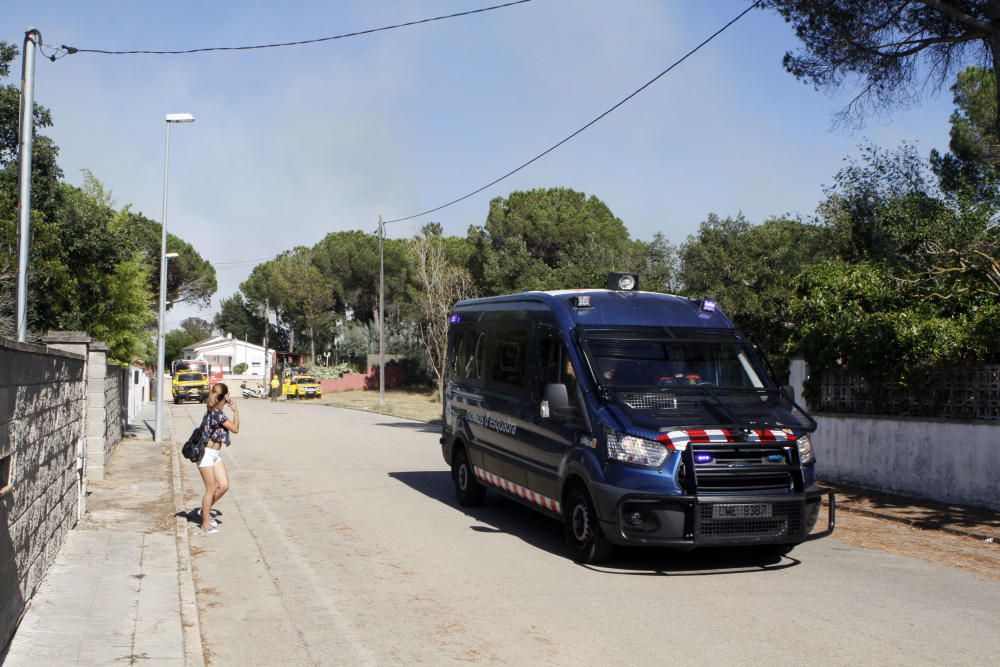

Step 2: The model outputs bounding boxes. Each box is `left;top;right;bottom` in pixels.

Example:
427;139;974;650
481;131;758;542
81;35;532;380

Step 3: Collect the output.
206;383;229;412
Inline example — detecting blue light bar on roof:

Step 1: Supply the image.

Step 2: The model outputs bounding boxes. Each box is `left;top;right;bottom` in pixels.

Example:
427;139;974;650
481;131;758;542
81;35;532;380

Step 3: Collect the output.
449;314;461;324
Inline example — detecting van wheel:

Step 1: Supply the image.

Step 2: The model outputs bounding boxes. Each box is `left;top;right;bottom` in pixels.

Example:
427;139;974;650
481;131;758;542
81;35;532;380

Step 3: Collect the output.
563;484;614;564
452;447;485;507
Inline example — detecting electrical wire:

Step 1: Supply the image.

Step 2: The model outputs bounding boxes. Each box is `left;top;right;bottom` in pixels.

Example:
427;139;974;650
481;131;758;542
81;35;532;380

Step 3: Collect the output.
58;0;532;56
384;0;761;224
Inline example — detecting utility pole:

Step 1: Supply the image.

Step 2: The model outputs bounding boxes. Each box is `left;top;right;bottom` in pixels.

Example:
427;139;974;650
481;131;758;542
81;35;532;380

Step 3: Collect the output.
262;297;270;382
15;29;41;342
378;215;385;407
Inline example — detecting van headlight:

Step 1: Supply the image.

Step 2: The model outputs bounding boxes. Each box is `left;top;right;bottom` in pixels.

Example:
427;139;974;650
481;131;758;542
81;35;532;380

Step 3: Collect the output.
797;434;815;465
606;428;668;468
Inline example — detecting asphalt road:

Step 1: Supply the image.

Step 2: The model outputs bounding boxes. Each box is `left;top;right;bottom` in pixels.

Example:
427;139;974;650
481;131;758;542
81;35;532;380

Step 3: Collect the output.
174;399;1000;666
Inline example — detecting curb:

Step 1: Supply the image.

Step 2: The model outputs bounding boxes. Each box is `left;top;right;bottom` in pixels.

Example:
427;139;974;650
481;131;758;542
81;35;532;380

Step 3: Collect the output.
834;502;1000;544
169;411;206;667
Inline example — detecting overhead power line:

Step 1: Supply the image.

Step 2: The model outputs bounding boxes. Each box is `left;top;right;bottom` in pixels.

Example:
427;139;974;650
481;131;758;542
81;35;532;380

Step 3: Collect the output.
52;0;532;57
384;0;762;225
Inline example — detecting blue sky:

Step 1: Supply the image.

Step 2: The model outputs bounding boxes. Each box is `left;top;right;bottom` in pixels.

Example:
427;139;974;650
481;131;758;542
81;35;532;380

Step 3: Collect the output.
7;1;957;328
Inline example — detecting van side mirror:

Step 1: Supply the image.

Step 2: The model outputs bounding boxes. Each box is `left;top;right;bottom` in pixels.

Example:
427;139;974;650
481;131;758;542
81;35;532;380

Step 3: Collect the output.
780;384;794;402
542;383;571;418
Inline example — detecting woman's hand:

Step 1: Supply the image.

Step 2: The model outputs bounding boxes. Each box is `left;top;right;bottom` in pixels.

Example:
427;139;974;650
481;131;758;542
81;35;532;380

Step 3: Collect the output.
224;396;240;433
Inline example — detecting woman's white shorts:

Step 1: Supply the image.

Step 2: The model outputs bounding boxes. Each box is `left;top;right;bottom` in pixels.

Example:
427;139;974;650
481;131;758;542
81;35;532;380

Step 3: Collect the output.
198;447;222;468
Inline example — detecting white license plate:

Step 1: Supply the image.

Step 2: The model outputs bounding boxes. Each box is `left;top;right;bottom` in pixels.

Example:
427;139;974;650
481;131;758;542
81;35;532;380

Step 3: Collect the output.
712;503;772;519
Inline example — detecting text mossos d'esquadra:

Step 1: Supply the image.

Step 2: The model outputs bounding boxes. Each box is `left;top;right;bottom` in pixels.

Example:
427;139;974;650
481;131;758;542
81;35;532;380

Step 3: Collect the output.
465;409;517;435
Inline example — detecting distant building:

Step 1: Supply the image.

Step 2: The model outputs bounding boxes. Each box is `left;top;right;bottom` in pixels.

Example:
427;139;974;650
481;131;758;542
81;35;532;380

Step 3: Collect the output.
180;333;274;378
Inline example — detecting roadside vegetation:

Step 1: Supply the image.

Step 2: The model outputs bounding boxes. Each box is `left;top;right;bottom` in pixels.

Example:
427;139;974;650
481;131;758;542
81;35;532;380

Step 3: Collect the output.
315;389;441;422
0;43;214;363
3;2;998;400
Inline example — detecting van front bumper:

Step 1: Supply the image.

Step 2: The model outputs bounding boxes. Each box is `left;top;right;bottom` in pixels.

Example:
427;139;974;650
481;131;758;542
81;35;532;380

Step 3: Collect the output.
590;483;835;549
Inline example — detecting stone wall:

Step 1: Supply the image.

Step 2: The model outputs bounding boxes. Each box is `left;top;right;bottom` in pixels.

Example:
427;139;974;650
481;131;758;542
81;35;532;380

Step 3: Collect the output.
0;337;86;646
104;364;127;462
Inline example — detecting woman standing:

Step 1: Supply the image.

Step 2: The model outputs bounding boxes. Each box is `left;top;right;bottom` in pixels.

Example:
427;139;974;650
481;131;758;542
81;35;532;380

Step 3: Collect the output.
198;383;239;535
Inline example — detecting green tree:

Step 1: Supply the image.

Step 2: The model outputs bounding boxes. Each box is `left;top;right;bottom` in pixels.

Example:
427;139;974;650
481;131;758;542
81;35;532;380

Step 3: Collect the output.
0;44;214;357
180;317;214;340
469;188;633;294
215;293;267;342
311;230;412;324
791;141;999;395
931;66;1000;199
679;214;834;375
760;2;1000;134
165;328;200;368
126;211;217;308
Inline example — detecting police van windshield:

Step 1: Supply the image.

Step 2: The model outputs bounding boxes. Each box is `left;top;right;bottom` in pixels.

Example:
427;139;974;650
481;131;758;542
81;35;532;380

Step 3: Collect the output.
580;327;766;390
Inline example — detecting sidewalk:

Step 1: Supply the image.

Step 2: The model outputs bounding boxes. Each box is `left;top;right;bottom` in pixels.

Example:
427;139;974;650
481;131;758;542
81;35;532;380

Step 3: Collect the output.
2;402;203;666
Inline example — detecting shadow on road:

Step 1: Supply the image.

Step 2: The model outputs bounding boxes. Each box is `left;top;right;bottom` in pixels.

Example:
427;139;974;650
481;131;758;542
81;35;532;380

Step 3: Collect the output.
388;470;798;575
375;422;441;434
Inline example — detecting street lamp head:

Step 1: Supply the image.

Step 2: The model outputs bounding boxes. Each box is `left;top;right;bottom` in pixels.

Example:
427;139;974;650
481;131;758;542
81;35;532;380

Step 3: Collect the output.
165;113;195;123
165;252;179;259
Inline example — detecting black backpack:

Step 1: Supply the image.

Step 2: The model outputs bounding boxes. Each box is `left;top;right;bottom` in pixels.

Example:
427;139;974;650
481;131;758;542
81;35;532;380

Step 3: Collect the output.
181;415;210;463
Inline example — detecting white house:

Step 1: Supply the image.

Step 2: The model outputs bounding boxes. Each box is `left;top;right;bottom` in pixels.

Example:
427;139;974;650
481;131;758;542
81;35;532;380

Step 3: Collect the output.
181;333;274;378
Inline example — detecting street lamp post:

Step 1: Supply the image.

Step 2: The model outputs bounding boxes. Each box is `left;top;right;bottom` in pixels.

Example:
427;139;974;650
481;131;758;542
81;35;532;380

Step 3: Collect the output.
154;113;195;444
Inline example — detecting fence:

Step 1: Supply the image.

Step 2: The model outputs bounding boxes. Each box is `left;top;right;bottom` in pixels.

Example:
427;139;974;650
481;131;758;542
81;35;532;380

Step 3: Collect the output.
817;365;1000;421
790;358;1000;510
0;332;138;649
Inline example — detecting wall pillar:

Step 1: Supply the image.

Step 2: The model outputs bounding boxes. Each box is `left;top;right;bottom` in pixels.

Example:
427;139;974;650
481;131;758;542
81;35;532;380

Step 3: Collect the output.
788;356;810;411
85;343;109;481
41;331;94;514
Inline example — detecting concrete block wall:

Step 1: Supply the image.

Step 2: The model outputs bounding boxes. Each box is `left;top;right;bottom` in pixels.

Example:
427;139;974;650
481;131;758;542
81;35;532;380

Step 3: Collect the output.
811;414;1000;510
103;363;126;465
789;358;1000;510
0;337;86;647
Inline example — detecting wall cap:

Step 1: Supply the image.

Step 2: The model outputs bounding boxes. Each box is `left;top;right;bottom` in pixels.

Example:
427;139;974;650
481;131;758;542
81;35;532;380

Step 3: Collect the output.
813;411;999;427
1;334;85;361
41;330;93;344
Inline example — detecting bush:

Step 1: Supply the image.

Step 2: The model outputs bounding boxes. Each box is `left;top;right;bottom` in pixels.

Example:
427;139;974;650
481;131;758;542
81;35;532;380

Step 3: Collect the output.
308;362;354;379
233;362;248;374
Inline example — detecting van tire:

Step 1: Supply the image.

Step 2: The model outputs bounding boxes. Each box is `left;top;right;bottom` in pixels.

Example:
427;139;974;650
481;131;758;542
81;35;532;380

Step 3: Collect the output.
452;447;485;507
563;484;613;563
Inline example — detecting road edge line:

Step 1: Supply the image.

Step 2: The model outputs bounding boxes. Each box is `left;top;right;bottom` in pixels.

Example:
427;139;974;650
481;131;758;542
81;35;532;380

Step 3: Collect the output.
170;410;206;667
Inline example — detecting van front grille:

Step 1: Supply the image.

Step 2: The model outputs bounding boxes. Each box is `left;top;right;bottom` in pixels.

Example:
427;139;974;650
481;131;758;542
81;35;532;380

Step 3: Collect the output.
690;445;795;494
698;502;802;542
696;472;793;493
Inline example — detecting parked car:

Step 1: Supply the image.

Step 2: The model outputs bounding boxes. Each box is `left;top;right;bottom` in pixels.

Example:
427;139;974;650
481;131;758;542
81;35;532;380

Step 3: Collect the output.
172;371;209;404
283;374;322;399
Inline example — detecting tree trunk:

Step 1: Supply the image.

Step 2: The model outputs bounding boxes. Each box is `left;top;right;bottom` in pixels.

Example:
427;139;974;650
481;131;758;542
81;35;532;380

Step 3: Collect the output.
309;324;316;365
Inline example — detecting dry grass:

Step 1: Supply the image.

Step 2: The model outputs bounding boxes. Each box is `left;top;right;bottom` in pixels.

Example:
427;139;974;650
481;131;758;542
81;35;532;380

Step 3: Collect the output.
316;388;442;422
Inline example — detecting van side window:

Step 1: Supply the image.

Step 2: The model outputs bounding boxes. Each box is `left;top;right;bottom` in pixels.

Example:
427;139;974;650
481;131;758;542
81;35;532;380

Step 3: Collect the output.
451;332;468;379
452;328;486;382
537;327;579;406
490;325;530;389
470;332;486;380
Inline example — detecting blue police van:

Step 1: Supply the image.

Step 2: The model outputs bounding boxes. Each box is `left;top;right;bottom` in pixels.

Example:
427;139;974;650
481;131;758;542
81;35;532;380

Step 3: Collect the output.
441;273;834;563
